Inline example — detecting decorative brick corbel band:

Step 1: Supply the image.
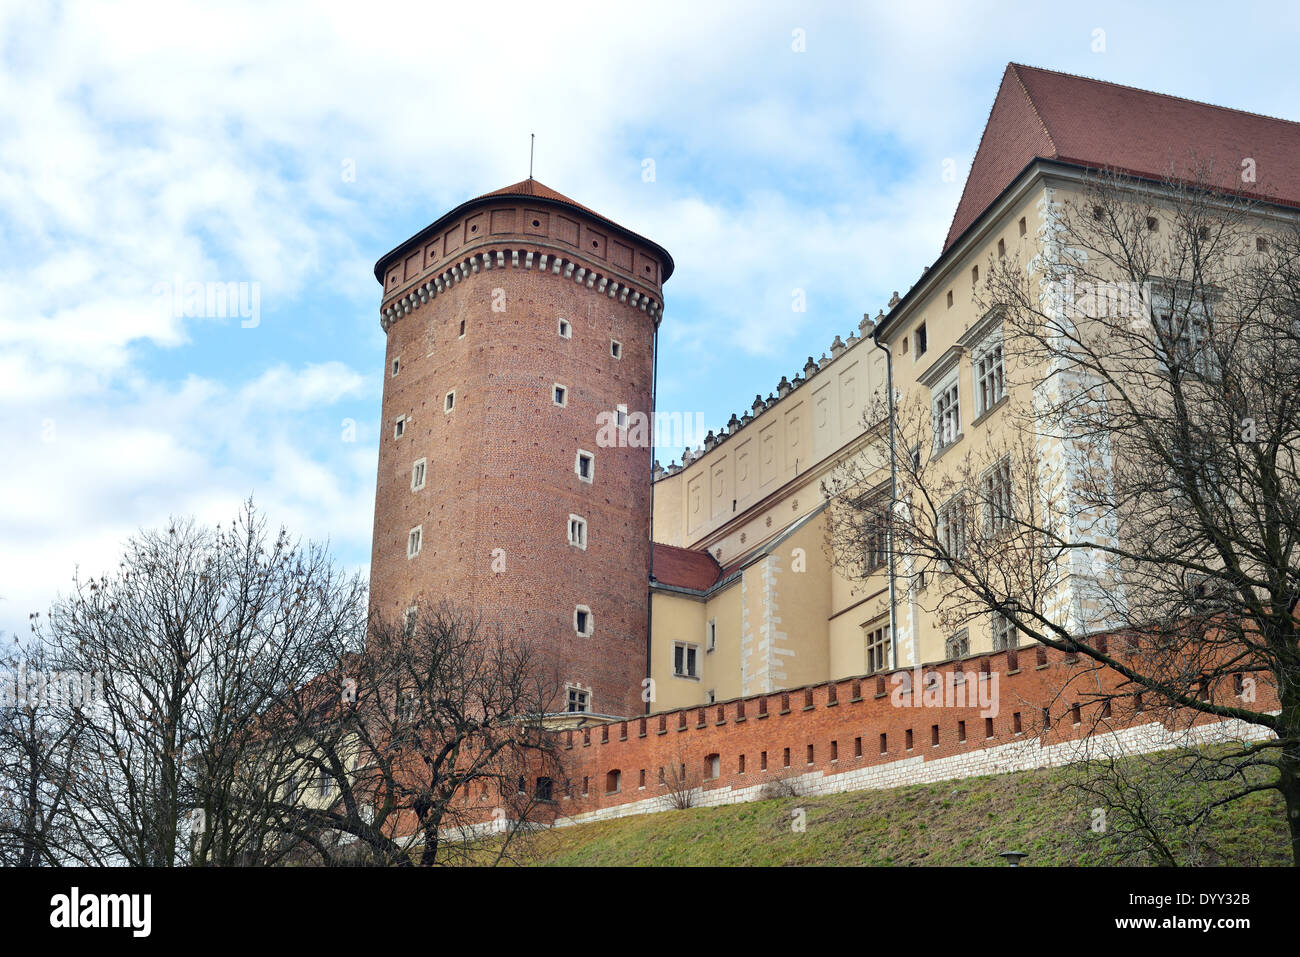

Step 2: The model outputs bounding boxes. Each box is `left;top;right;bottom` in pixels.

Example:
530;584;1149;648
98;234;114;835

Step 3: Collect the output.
380;247;662;331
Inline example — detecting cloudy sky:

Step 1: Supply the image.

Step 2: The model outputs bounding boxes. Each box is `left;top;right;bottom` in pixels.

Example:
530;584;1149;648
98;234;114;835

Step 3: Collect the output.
3;0;1298;638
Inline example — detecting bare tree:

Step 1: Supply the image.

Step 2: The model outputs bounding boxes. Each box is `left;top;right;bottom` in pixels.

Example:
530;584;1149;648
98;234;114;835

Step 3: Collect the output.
662;746;701;810
24;500;367;865
268;601;566;866
0;636;88;866
828;166;1300;864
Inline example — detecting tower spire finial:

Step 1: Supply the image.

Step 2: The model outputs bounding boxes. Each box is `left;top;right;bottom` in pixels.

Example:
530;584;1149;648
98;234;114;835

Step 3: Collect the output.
529;133;534;180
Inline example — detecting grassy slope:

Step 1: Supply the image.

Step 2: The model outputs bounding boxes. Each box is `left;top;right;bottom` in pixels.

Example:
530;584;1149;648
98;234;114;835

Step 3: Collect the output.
487;757;1289;867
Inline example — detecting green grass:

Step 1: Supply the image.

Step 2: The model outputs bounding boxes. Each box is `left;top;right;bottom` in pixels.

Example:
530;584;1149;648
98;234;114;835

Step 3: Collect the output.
477;755;1291;866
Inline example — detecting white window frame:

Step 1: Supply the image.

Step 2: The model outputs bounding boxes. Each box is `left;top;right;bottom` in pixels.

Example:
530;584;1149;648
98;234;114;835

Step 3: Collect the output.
567;514;587;550
574;605;593;637
444;390;455;413
393;415;406;439
706;618;717;653
558;318;571;339
403;604;418;634
991;612;1018;651
945;629;970;660
615;403;628;430
673;641;700;679
610;339;622;359
932;372;961;452
407;526;422;559
981;456;1012;535
864;619;891;675
391;357;400;377
937;493;968;567
1147;281;1217;378
411;458;427;492
575;449;594;483
553;383;568;407
973;334;1005;417
565;684;589;714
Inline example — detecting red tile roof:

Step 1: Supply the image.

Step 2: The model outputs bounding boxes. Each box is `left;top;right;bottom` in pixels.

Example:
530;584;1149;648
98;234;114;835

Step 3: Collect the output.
944;63;1300;250
373;177;674;282
478;178;604;219
652;543;723;592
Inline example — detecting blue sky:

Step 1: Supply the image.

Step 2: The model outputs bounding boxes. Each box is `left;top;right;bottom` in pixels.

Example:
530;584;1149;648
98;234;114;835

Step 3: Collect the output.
4;0;1300;639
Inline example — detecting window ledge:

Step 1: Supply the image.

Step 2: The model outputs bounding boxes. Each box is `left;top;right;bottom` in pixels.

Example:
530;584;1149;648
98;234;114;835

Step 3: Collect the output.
970;394;1009;430
930;434;965;464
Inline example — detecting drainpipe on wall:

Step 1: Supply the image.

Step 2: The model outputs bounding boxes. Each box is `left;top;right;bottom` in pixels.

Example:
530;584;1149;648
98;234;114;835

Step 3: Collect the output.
872;326;900;673
645;320;659;717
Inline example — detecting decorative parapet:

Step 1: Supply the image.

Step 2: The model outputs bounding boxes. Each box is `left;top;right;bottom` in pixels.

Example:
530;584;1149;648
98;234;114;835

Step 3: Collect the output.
655;308;892;477
379;246;663;331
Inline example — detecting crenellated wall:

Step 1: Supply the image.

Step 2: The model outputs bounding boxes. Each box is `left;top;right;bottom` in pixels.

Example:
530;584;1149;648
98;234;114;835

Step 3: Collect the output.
540;643;1279;827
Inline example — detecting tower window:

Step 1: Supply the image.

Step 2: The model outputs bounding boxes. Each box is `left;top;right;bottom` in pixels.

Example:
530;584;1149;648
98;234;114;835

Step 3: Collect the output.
1018;216;1027;236
458;320;466;338
706;618;717;652
914;323;927;357
558;318;571;339
997;238;1006;258
407;526;422;559
567;515;587;549
616;403;628;429
393;416;406;439
444;390;455;413
411;458;427;492
574;605;593;637
391;357;400;377
566;685;589;713
610;339;622;359
553;384;568;407
575;450;594;483
946;290;954;308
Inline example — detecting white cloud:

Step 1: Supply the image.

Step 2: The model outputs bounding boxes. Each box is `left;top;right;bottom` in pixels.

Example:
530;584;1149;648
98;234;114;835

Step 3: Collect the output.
3;0;1300;636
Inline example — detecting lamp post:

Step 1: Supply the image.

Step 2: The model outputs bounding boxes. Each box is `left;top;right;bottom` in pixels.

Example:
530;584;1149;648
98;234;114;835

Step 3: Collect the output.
999;850;1029;867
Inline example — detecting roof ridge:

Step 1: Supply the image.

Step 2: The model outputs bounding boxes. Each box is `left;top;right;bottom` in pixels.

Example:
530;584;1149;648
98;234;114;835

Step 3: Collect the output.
1007;63;1059;155
941;63;1052;250
1009;62;1300;129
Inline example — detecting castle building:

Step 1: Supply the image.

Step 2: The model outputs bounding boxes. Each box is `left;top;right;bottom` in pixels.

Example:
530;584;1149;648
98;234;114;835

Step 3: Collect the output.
370;64;1300;723
369;179;670;717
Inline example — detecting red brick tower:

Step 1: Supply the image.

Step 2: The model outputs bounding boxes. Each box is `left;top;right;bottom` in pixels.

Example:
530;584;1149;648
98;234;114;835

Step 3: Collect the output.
369;179;672;718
